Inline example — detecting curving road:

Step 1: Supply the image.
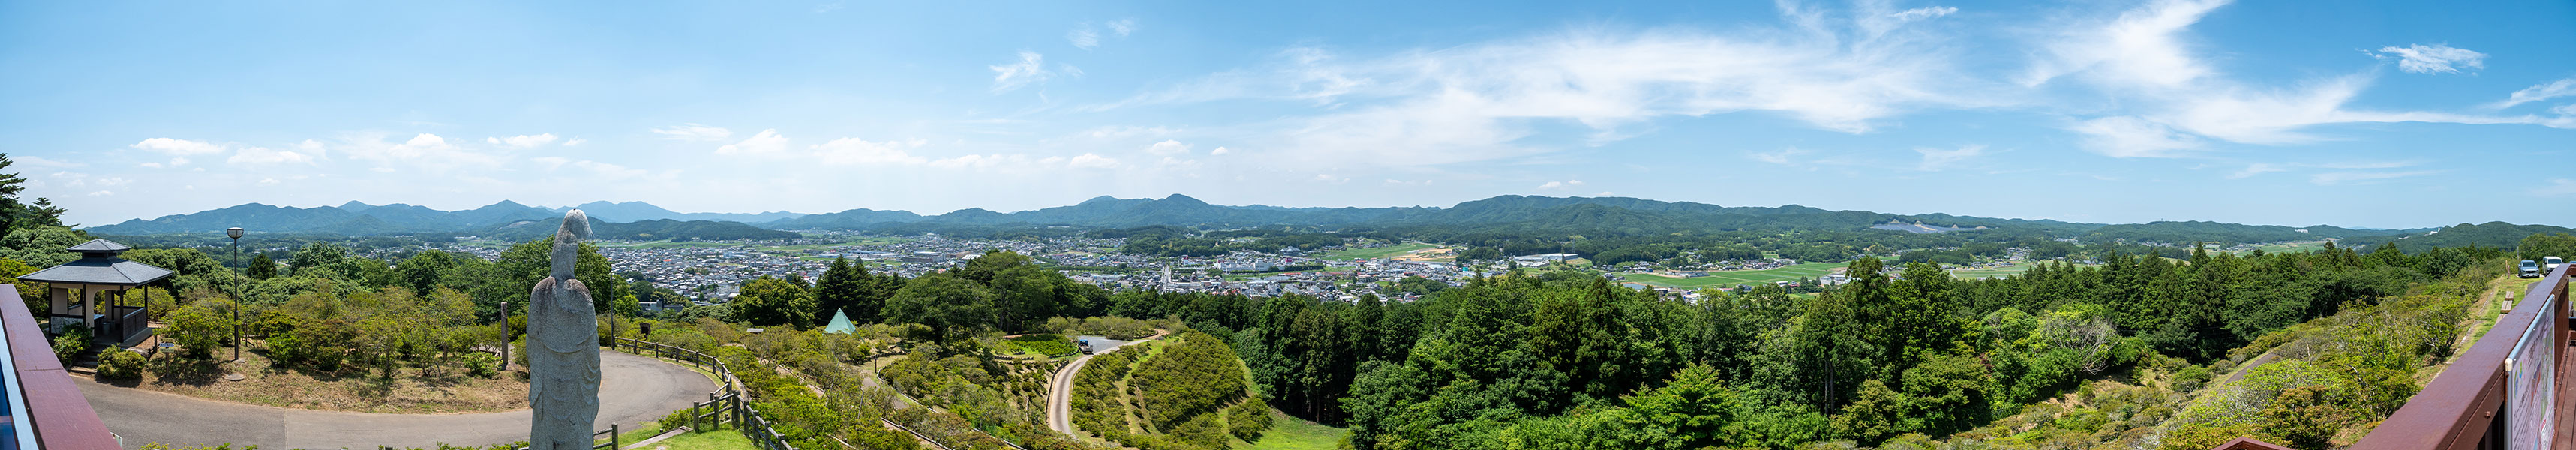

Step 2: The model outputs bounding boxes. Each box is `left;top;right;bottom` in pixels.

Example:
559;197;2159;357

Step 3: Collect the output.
83;350;717;450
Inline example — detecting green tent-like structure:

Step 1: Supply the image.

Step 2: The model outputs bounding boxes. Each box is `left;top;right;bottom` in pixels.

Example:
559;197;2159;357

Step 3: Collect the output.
822;309;857;334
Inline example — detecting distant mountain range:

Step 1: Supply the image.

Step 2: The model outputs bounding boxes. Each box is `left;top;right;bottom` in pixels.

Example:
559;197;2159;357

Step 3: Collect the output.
86;194;2545;247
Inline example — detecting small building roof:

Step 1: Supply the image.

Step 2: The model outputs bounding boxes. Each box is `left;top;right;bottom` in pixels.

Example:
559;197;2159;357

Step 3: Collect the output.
19;239;172;286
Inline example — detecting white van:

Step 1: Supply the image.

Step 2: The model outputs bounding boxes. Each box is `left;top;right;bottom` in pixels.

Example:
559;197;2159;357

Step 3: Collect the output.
2549;256;2566;274
2525;260;2544;278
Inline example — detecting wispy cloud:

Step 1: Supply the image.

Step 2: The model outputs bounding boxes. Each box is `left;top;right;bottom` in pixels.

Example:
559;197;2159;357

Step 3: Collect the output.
2227;163;2283;179
1748;148;1808;165
1107;19;1136;37
989;51;1055;92
2310;170;2442;185
2370;44;2485;74
715;130;792;156
2494;78;2576;110
1067;28;1100;50
1914;145;1986;171
2534;178;2576;197
1536;180;1585;190
652;124;733;142
1145;140;1190;156
2032;0;2564;158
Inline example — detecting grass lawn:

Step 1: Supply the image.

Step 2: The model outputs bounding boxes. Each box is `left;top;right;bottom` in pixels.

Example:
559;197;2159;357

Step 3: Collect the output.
1317;242;1439;261
1235;409;1350;450
101;342;529;413
642;427;757;450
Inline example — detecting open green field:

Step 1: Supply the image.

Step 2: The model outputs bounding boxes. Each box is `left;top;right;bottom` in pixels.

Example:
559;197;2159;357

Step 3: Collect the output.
1236;409;1350;450
1947;265;2041;280
1618;262;1843;288
2245;241;2330;254
1316;242;1440;260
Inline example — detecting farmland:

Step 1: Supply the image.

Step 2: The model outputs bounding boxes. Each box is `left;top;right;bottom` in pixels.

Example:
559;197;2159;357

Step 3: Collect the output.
1314;242;1445;261
1615;261;1843;288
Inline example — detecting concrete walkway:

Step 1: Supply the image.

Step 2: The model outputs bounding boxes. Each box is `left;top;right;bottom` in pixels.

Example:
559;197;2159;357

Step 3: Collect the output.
83;350;716;450
1044;331;1166;437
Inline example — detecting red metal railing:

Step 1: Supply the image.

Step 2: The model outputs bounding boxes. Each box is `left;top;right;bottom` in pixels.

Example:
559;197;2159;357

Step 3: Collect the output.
2342;264;2573;450
0;284;122;448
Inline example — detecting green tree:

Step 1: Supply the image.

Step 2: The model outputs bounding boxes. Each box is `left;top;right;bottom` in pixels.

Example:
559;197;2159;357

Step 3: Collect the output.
0;154;65;242
883;272;994;342
812;257;868;322
287;242;349;277
729;275;815;328
247;254;278;280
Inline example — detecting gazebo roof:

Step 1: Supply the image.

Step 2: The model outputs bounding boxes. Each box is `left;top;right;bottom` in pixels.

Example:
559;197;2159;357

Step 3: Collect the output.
64;239;131;253
19;239;171;286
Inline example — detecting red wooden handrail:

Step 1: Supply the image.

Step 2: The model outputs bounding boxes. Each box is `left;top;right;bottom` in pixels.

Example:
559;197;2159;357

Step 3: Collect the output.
0;284;122;448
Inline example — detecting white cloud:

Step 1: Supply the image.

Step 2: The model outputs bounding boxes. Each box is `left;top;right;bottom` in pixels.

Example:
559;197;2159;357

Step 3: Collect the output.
1208;146;1232;155
1536;180;1586;190
94;177;130;187
131;138;227;155
653;124;734;142
2034;1;2567;158
228;146;313;165
487;133;560;148
563;138;587;146
1888;6;1957;22
811;137;929;165
138;162;161;169
1107;19;1136;36
257;178;280;186
716;129;791;156
1914;145;1986;171
2227;163;2284;179
530;156;572;170
1067;28;1100;50
1145;140;1191;156
1092;5;1998;169
990;51;1055;92
1311;174;1350;184
2073;116;2202;158
86;190;112;196
2533;178;2576;197
2310;170;2441;185
338;133;506;170
2496;78;2576;110
1067;153;1119;169
2371;44;2485;74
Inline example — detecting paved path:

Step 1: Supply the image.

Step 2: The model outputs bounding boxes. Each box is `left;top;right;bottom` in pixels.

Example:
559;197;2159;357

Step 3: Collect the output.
83;350;717;450
1044;332;1165;437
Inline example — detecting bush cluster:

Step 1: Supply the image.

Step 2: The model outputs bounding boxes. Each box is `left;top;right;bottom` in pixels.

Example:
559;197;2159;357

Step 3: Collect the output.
96;350;147;381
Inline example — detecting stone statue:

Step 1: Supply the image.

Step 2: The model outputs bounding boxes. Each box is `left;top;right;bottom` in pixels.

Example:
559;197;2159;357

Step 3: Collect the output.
527;210;599;449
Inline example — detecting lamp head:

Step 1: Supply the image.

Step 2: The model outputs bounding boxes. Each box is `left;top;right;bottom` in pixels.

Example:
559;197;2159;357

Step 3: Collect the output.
226;227;244;239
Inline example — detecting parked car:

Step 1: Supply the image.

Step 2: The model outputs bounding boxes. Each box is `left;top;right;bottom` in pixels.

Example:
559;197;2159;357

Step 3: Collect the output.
2525;260;2544;278
2549;256;2567;274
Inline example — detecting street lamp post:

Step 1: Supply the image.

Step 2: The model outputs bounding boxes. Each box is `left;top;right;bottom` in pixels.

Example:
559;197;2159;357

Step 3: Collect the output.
227;227;244;363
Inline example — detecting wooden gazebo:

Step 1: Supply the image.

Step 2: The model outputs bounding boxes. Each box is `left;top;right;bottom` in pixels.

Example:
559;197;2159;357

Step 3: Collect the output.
18;239;170;346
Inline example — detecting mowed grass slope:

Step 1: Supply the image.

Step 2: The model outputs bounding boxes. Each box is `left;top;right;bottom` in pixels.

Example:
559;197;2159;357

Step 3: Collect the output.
1235;409;1350;450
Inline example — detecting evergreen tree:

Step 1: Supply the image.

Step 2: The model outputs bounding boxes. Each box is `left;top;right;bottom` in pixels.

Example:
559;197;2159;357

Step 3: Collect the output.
248;254;278;279
813;257;866;322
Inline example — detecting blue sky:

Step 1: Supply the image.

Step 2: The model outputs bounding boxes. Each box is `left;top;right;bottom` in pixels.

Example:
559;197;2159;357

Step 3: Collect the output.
5;0;2572;230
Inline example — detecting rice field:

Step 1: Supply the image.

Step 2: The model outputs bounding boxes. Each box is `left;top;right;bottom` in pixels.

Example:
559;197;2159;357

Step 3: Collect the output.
1617;262;1844;288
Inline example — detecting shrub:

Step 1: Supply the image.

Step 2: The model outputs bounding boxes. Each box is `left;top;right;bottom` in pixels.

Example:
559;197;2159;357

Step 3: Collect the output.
659;409;695;433
50;327;91;364
162;302;230;361
1225;400;1273;442
1007;334;1079;357
97;350;147;381
464;352;502;378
